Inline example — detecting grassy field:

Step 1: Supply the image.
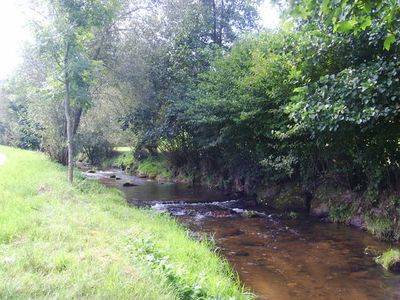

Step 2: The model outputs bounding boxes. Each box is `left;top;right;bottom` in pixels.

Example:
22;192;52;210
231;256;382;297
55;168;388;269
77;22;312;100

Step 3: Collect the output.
0;146;249;299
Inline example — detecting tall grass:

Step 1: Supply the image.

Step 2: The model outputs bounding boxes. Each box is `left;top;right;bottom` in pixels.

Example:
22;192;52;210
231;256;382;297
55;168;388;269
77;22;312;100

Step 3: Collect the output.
0;146;249;299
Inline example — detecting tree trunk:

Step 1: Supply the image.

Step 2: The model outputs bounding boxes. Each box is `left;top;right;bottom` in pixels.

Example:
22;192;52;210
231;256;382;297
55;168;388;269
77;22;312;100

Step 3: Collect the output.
218;0;224;45
211;0;218;45
73;105;82;134
64;42;74;183
65;77;74;183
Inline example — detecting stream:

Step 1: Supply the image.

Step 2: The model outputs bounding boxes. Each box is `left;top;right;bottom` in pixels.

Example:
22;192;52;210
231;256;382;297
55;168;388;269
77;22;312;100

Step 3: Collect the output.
85;168;400;300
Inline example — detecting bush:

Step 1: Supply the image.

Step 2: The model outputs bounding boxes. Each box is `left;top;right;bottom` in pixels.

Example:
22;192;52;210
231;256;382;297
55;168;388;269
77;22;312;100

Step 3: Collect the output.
77;132;114;165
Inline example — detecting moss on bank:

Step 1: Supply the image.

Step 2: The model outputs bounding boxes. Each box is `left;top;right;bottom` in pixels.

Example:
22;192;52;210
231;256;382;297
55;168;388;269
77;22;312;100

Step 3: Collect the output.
0;146;249;299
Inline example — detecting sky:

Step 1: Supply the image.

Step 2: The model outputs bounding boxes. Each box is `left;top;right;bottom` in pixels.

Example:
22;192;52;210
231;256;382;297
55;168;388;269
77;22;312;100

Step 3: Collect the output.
0;0;280;80
259;0;281;30
0;1;30;80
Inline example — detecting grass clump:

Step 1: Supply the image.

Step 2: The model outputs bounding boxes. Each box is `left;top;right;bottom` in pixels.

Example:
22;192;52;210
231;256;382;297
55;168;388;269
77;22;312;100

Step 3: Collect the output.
364;216;400;242
328;203;354;223
0;145;249;299
375;249;400;272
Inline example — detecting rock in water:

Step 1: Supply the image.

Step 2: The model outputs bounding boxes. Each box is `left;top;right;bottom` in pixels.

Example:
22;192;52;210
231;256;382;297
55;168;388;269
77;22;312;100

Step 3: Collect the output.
350;216;364;229
364;246;381;257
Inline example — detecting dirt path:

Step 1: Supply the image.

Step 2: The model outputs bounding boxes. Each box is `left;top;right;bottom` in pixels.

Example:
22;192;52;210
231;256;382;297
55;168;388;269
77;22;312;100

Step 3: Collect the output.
0;152;6;165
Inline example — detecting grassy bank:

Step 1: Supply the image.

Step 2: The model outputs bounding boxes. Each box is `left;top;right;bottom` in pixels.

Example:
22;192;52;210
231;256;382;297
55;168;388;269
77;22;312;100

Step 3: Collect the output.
103;148;137;170
0;146;249;299
104;150;187;182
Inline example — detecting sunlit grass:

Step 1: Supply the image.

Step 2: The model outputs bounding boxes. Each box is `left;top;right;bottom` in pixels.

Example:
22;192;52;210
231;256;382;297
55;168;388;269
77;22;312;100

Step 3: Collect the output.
0;146;249;299
375;249;400;271
114;146;132;153
103;151;136;169
137;158;172;179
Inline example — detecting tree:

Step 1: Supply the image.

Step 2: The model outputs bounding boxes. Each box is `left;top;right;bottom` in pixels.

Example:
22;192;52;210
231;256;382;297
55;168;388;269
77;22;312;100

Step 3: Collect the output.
201;0;261;46
34;0;120;182
118;0;261;160
284;0;400;49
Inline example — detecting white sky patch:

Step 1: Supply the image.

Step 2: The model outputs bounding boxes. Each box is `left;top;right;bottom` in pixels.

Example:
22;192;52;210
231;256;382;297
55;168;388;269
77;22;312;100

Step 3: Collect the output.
0;1;30;80
0;0;280;80
259;0;281;29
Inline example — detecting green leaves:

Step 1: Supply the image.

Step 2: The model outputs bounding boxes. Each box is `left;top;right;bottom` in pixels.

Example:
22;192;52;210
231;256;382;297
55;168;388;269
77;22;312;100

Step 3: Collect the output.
360;16;372;30
384;34;396;50
288;58;400;134
287;0;400;51
335;19;357;32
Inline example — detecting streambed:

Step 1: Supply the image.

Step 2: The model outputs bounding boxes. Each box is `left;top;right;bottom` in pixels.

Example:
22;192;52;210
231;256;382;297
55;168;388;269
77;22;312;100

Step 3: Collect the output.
85;169;400;300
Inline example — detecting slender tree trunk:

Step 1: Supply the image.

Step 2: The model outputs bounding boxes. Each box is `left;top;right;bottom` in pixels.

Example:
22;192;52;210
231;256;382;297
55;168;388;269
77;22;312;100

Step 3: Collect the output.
64;42;74;183
218;0;224;45
73;105;82;134
65;76;74;183
211;0;218;44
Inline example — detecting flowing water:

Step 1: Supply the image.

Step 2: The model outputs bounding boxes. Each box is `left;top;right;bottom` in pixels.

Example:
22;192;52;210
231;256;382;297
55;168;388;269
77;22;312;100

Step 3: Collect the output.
86;169;400;300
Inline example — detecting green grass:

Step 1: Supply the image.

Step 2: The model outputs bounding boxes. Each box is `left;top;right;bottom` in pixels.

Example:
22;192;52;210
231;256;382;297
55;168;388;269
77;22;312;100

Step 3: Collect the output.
137;158;172;179
114;147;132;153
375;249;400;272
107;151;136;169
0;146;249;299
328;203;354;223
364;215;400;242
102;147;135;169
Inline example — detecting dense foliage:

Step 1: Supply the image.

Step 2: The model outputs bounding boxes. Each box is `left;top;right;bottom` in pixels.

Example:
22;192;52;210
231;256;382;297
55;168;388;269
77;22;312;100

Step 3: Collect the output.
1;0;399;236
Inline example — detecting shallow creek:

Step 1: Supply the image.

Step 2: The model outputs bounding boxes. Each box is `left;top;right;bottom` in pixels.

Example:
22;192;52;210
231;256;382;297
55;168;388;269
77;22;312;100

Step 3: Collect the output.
86;169;400;300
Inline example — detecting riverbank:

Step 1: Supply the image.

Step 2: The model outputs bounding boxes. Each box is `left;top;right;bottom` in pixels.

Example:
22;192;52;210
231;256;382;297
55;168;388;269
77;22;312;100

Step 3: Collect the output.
86;165;400;299
103;150;400;243
0;146;249;299
103;150;191;183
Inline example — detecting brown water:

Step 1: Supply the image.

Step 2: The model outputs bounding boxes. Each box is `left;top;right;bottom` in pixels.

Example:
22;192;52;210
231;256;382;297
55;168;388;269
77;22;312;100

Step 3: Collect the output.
86;169;400;300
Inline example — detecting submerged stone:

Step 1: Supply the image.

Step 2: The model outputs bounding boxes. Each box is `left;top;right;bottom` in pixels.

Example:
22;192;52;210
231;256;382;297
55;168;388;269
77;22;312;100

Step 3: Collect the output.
364;246;381;257
235;251;250;257
350;216;364;229
311;202;330;217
